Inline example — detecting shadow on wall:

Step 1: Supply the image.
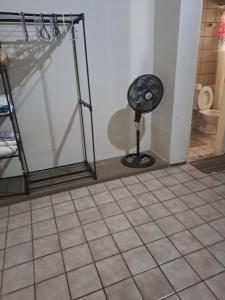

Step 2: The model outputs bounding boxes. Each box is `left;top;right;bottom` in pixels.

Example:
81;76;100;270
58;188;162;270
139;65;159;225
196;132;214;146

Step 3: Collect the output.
107;104;146;155
0;28;81;171
2;36;64;108
53;102;80;165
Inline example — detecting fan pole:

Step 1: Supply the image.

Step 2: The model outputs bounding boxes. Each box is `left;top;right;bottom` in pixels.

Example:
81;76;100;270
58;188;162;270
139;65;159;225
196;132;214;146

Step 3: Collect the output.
136;127;140;155
121;111;156;168
135;111;141;156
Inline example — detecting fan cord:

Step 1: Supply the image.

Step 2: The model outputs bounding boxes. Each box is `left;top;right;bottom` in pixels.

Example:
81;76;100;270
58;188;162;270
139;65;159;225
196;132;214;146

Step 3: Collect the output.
134;121;142;131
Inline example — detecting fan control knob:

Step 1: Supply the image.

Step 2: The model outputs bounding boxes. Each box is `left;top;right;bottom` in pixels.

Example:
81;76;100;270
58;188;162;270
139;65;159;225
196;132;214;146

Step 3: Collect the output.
145;92;152;100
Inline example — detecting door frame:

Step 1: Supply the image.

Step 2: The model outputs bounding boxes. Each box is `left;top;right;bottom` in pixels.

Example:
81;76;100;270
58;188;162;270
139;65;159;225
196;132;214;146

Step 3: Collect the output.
215;82;225;154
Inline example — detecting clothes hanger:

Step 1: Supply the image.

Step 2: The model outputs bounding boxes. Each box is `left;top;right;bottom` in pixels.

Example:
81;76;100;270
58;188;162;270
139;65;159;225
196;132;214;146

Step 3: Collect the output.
20;12;29;42
50;14;61;40
39;14;50;41
34;14;41;40
62;14;68;34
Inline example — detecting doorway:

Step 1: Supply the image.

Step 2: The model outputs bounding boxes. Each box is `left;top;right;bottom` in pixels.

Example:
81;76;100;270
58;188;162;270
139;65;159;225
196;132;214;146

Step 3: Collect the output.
188;0;225;162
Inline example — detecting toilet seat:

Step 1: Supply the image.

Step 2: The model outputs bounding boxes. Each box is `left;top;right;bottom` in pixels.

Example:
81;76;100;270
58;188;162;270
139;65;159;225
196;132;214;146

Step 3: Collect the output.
199;109;220;117
197;86;213;111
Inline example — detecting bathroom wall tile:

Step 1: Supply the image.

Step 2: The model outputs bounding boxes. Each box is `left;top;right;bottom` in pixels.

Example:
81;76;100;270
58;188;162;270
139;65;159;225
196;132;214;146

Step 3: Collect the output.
203;0;208;9
201;50;211;62
203;37;214;50
216;8;223;22
207;0;218;9
195;0;220;89
199;37;204;50
200;23;205;36
211;50;218;61
204;24;215;37
212;37;219;49
209;61;217;73
200;62;210;74
198;49;203;63
196;74;200;84
207;74;216;85
202;9;207;22
206;9;217;22
197;63;201;75
199;74;208;85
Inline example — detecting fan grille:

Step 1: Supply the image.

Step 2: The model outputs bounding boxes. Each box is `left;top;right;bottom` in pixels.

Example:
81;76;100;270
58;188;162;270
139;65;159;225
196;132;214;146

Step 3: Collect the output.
127;74;164;113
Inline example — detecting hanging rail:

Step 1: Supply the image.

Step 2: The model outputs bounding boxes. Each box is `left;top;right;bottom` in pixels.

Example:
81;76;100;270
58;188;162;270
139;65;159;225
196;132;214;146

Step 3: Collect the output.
0;12;83;24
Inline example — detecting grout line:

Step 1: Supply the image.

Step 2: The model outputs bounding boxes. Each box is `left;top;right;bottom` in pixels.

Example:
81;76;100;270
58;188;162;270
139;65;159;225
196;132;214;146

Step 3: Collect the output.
2;262;222;300
0;206;9;297
29;200;36;300
69;190;110;300
1;193;225;251
89;191;145;300
150;192;225;252
119;218;179;298
0;169;223;218
124;225;186;299
96;175;225;299
73;288;106;300
0;166;225;297
49;195;73;300
159;293;182;300
147;205;223;300
1;283;35;298
2;225;225;275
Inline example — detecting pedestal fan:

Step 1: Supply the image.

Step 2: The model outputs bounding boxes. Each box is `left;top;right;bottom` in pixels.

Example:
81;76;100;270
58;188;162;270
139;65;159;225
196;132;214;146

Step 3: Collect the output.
121;74;164;168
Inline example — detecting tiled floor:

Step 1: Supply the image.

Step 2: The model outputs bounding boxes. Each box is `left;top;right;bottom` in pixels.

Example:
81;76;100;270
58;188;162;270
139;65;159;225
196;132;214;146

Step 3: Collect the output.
188;128;216;162
0;164;225;299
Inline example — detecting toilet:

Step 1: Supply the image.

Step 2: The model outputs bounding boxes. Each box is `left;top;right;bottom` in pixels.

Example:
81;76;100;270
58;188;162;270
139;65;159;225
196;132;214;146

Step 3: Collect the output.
194;84;220;135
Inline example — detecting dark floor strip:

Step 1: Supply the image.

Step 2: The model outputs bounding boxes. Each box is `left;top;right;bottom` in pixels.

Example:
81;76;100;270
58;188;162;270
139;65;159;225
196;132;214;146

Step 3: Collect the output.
190;155;225;173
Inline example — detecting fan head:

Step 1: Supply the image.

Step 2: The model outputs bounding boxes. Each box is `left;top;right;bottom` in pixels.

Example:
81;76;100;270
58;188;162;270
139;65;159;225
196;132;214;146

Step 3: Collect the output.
127;74;164;114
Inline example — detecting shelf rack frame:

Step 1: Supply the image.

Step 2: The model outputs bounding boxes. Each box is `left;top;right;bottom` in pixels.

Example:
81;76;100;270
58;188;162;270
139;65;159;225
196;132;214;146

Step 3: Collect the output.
0;12;97;197
0;64;30;196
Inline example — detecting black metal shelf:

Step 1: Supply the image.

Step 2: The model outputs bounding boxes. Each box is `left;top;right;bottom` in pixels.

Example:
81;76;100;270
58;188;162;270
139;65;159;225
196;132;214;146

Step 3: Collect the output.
0;64;29;197
0;153;19;160
0;112;10;117
0;11;97;198
29;162;92;190
0;175;27;198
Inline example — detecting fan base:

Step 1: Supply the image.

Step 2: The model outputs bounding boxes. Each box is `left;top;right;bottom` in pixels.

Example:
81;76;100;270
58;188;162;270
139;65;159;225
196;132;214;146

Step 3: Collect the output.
121;153;155;169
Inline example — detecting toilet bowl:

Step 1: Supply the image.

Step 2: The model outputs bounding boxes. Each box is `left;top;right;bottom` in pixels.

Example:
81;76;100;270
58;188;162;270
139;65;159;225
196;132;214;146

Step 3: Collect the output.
195;84;220;135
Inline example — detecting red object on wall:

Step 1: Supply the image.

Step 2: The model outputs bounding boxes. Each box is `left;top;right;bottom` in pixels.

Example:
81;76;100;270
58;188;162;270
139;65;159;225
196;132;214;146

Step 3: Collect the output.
215;22;225;39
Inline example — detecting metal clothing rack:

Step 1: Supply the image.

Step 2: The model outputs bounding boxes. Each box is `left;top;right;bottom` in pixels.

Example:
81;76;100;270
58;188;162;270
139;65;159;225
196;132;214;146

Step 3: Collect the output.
0;65;29;197
0;12;97;198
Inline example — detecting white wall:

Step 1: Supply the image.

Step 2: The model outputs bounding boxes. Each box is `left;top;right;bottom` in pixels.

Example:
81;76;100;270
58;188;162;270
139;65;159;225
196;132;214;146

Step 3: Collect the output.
151;0;181;161
152;0;202;164
0;0;155;177
170;0;203;163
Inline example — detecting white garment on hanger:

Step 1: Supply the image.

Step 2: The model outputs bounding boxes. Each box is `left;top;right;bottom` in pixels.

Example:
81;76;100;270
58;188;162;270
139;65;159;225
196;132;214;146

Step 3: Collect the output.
0;145;17;157
0;140;16;147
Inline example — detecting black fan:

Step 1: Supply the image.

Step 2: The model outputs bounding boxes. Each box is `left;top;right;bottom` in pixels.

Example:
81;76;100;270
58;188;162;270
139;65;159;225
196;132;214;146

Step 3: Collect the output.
121;74;164;168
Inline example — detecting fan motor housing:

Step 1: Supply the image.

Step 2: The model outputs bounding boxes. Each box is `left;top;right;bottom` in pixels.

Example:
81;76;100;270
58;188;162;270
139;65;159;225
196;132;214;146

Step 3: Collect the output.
127;74;164;114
